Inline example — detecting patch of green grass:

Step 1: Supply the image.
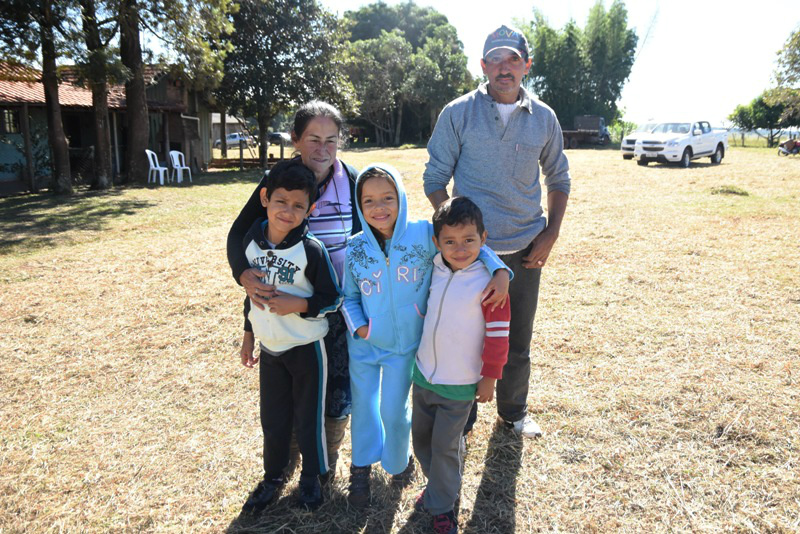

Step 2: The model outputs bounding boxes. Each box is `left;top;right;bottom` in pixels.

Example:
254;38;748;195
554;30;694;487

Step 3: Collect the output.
710;185;749;196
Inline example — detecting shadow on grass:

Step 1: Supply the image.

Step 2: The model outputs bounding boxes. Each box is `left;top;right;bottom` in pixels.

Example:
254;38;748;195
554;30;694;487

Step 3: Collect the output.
0;169;263;255
639;161;719;171
462;421;522;534
0;188;155;254
225;475;404;533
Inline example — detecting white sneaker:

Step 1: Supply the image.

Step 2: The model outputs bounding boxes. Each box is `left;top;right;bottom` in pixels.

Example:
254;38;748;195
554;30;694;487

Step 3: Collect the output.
504;415;543;438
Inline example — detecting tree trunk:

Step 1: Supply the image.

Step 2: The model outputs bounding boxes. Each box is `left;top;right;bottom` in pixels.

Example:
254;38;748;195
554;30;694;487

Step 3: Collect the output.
257;109;269;168
40;0;72;194
220;109;227;159
120;0;149;183
394;100;403;146
430;107;438;138
81;0;112;190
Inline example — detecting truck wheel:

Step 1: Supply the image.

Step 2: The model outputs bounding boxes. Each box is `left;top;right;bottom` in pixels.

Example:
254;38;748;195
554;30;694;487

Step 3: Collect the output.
680;148;692;168
710;144;723;164
600;134;610;145
637;159;649;166
568;137;579;149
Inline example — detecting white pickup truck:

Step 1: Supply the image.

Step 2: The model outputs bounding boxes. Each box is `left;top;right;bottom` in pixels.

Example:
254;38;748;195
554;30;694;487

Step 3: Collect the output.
621;122;657;159
634;121;728;167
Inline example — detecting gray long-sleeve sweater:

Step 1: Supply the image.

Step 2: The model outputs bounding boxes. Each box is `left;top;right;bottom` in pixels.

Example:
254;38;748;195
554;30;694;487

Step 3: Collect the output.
423;83;571;253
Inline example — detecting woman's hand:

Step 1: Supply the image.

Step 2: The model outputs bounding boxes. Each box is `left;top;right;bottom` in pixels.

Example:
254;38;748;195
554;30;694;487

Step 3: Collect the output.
267;291;309;316
240;268;277;310
240;331;258;368
481;269;510;311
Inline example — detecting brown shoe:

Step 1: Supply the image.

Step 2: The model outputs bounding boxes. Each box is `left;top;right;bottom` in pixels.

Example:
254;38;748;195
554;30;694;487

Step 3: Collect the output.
347;464;371;507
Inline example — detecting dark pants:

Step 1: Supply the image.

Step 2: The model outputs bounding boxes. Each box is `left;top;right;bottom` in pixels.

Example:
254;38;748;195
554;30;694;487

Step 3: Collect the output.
495;247;542;423
259;340;328;479
323;312;351;418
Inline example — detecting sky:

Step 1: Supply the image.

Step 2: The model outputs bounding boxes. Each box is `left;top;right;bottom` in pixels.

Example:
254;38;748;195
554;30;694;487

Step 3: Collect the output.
321;0;799;126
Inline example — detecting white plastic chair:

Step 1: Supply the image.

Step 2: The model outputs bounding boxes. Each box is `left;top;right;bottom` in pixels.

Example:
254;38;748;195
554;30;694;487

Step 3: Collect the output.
169;150;192;184
145;149;168;185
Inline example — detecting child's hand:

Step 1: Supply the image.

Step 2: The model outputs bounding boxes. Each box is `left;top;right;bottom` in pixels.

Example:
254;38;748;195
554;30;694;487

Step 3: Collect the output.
355;325;369;339
482;269;509;311
476;377;496;403
267;291;309;316
240;331;258;368
241;269;277;311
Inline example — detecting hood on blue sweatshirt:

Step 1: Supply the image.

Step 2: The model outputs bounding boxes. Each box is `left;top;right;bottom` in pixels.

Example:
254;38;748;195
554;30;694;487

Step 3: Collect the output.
354;163;409;252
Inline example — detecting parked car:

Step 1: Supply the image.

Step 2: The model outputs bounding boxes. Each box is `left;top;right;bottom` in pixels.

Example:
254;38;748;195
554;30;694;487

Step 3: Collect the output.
621;122;657;160
214;132;255;149
633;121;729;167
268;132;291;146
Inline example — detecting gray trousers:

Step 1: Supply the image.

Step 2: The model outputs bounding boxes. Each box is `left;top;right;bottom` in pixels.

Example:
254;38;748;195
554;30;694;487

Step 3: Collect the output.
412;384;471;515
496;247;542;423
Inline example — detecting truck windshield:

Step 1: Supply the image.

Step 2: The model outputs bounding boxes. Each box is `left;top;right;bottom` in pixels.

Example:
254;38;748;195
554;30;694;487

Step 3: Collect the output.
652;123;691;134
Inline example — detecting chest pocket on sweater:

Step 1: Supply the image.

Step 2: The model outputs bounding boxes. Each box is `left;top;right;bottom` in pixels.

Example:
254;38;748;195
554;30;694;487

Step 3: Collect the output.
511;142;543;185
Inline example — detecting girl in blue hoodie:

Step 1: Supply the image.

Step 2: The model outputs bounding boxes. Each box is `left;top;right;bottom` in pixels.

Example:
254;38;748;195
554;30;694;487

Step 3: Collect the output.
341;164;510;506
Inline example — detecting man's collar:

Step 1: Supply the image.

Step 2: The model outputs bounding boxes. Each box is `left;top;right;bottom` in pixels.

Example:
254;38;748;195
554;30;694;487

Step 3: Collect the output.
478;82;533;113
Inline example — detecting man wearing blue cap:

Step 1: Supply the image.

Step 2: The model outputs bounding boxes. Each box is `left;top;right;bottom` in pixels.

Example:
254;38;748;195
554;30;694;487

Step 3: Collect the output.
423;25;571;441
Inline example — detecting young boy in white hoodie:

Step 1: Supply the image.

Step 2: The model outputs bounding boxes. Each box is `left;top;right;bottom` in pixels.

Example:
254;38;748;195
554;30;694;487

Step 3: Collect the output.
411;196;510;534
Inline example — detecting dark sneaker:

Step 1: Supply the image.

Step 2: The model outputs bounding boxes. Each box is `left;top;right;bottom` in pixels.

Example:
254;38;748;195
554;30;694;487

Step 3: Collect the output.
347;464;371;507
391;455;415;487
296;474;323;510
241;476;284;515
432;510;458;534
414;489;428;513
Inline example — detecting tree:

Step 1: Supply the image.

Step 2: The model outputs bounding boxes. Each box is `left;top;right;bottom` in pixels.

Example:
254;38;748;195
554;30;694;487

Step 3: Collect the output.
118;0;149;184
344;1;471;144
346;0;447;51
729;94;789;147
526;15;585;128
408;25;472;135
119;0;233;183
215;0;354;167
74;0;119;189
728;103;754;146
522;0;637;126
346;30;413;146
765;26;800;122
0;0;74;194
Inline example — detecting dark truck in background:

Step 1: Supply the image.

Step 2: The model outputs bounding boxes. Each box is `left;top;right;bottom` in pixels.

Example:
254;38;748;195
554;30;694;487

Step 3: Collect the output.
562;115;611;149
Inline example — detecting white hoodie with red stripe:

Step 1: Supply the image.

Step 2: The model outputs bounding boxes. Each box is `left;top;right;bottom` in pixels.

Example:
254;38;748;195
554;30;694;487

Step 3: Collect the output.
415;253;510;385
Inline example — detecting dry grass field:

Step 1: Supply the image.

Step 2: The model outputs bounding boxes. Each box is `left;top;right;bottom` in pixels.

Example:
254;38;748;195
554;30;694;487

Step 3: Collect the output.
1;147;798;533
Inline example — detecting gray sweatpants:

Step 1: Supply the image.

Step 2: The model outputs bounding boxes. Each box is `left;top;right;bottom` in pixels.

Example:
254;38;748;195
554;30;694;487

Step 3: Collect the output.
412;384;471;515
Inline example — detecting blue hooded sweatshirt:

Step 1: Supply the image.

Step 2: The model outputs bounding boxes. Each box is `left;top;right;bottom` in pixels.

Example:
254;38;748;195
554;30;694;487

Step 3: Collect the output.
342;163;510;358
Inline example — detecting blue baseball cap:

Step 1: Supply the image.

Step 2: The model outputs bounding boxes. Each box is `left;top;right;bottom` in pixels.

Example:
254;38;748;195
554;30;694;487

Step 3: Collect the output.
483;25;530;60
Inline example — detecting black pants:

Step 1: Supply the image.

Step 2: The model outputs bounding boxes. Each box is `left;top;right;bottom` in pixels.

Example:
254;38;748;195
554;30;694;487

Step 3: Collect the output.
496;247;542;422
259;339;328;479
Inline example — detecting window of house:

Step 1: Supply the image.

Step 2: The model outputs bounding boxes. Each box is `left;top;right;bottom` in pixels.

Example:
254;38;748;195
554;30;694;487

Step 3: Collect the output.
1;109;20;134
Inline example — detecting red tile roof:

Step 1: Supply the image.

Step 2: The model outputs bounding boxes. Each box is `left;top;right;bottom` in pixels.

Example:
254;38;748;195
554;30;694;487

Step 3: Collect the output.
0;62;175;110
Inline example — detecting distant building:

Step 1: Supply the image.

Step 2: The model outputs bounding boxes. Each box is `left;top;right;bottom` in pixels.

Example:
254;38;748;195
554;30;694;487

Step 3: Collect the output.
0;61;213;195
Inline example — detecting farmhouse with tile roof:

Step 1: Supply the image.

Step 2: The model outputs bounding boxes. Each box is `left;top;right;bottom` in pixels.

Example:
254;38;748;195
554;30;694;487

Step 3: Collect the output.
0;62;213;194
